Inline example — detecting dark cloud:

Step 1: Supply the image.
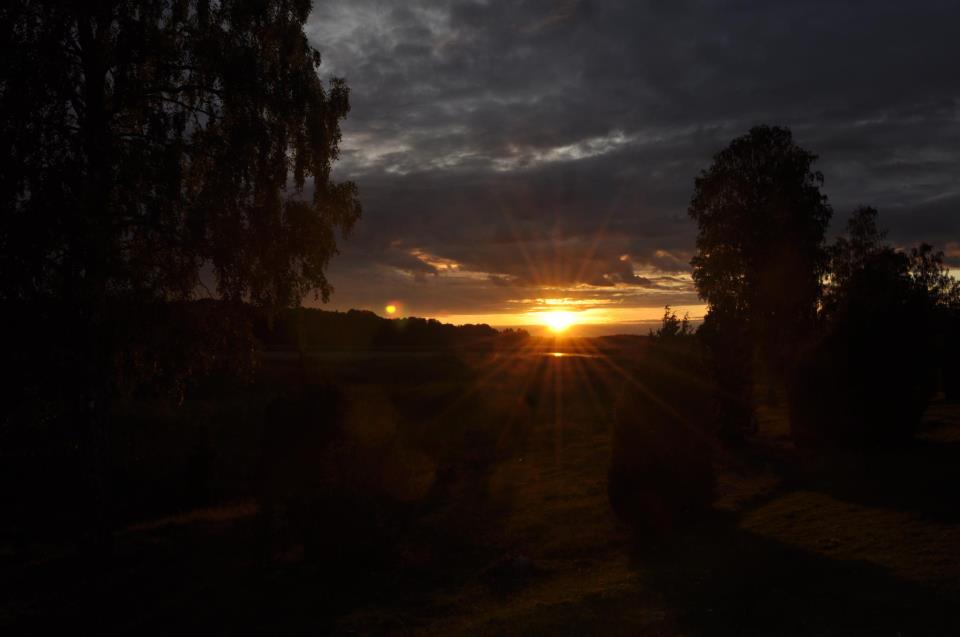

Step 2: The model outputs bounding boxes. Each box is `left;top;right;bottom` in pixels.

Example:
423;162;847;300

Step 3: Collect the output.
306;0;960;328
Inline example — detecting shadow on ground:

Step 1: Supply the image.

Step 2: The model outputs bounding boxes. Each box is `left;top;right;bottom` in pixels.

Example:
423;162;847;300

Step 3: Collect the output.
634;514;959;636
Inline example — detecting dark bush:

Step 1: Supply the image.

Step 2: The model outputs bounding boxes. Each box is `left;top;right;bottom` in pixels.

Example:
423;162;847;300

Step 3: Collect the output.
607;387;715;536
790;249;937;447
943;312;960;402
258;384;437;568
259;384;372;562
697;307;756;441
790;331;932;448
395;379;535;475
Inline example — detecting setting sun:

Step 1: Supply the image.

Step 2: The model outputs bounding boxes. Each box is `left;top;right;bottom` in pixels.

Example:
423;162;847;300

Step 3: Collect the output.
543;311;577;333
385;304;397;315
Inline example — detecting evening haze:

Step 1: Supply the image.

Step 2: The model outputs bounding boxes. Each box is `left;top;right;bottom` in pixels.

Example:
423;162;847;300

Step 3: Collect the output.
305;0;960;333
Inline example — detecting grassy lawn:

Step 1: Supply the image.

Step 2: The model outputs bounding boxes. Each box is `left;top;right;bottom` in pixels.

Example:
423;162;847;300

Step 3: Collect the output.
3;352;959;635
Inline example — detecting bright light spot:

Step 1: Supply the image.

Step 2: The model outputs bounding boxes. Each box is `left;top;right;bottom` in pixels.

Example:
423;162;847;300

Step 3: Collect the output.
550;352;565;358
385;304;397;315
543;311;576;333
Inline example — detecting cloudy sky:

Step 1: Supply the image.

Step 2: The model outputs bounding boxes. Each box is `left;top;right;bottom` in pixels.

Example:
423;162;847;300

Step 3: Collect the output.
304;0;960;334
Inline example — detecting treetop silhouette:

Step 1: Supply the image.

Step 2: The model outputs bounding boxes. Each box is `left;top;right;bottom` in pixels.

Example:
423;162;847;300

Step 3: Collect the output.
1;0;360;309
689;125;831;352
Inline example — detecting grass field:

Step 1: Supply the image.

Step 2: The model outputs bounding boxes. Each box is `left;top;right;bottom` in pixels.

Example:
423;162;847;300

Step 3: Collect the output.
3;347;959;635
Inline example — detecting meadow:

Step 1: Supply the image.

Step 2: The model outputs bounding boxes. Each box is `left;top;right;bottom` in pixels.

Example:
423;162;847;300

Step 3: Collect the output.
3;341;959;635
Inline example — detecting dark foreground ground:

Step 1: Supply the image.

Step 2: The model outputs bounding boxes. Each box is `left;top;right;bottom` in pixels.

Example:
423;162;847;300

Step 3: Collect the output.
3;347;960;635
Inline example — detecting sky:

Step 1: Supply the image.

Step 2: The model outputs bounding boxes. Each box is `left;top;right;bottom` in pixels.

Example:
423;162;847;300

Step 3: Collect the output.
304;0;960;335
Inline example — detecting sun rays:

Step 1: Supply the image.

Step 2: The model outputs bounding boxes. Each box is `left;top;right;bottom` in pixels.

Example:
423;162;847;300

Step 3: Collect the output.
541;310;577;333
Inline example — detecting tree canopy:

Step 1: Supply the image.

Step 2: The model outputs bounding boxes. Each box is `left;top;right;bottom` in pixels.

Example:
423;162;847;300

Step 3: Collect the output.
1;0;360;309
689;125;832;373
791;206;959;446
1;0;362;407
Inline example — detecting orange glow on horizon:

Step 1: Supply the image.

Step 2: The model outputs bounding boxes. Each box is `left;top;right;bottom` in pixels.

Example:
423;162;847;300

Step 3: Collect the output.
425;304;708;334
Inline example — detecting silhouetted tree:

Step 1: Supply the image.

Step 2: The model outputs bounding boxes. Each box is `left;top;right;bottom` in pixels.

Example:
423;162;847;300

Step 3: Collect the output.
649;305;691;340
688;125;832;435
1;1;359;551
822;206;886;312
792;208;959;446
2;1;359;308
902;244;959;402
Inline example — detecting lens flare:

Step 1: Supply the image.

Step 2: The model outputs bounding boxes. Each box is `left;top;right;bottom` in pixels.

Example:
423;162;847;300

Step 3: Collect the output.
543;311;576;333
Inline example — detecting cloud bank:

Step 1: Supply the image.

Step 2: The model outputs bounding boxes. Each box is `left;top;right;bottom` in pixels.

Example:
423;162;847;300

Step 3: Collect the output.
306;0;960;330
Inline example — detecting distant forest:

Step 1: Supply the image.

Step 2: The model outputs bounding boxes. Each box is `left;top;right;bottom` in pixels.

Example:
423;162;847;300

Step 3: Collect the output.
252;306;529;351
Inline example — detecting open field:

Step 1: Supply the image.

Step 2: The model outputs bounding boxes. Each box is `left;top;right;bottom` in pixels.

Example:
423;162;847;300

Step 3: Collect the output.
3;348;960;635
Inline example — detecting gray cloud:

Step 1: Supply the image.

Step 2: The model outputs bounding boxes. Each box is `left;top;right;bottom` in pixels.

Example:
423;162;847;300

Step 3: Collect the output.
307;0;960;328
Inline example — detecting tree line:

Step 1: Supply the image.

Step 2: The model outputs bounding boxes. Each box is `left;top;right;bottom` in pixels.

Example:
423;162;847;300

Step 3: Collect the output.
687;125;959;446
255;307;529;352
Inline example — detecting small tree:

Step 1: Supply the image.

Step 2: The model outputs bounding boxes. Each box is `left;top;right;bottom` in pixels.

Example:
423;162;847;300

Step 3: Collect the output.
649;305;691;340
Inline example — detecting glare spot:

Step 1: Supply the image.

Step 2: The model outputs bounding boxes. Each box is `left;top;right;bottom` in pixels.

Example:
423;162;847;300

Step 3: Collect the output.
385;304;397;315
543;311;576;333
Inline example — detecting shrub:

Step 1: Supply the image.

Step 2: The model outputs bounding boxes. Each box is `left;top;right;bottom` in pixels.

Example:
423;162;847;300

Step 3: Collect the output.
607;388;715;536
697;307;756;441
790;248;938;448
943;312;960;402
789;328;931;448
258;383;438;568
259;384;385;563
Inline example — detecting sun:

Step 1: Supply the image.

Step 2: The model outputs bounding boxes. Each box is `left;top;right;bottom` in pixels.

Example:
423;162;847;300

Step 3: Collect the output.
385;304;397;315
543;311;576;334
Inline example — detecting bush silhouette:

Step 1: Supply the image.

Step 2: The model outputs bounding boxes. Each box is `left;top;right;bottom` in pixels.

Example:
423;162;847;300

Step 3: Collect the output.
698;306;756;440
791;208;954;447
258;384;397;566
608;386;715;536
945;312;960;401
790;249;936;447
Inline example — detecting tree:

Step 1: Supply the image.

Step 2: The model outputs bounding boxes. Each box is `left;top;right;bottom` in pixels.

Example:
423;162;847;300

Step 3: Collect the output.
688;126;832;432
649;305;691;340
825;208;958;328
822;206;886;312
1;0;360;549
2;0;359;309
793;207;960;446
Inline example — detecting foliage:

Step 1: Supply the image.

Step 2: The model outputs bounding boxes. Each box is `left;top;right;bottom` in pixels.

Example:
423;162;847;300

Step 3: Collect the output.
822;206;886;311
688;126;832;424
697;305;756;440
608;388;715;535
689;125;831;345
608;356;716;535
649;305;692;340
0;1;360;552
1;0;360;403
688;126;832;439
792;209;959;446
944;309;960;401
253;307;529;352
